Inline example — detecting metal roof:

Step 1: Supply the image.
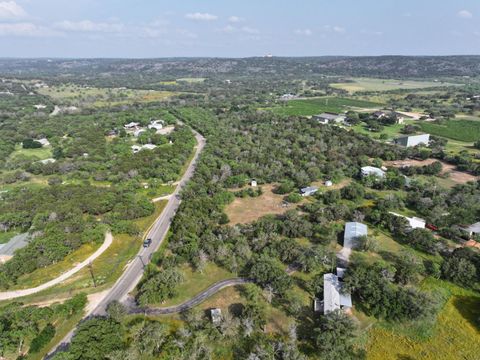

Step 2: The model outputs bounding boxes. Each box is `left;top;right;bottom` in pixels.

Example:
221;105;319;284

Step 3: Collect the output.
323;273;352;314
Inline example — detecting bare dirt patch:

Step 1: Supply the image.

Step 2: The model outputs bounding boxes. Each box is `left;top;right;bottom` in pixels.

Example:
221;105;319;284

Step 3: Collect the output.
225;184;300;225
385;159;478;184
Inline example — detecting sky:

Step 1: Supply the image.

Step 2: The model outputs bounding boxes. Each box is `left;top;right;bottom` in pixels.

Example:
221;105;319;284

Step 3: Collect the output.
0;0;479;58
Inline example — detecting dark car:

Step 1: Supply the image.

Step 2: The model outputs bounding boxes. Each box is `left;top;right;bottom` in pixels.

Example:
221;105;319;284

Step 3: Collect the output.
143;238;152;248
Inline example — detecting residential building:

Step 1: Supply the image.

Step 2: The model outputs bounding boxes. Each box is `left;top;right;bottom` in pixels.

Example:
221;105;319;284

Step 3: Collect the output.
134;129;146;137
325;180;333;187
463;222;480;238
323;273;352;315
210;308;222;324
313;112;346;124
148;120;164;131
394;134;430;147
361;166;386;179
389;212;426;230
250;179;258;187
124;122;140;129
339;222;368;263
37;138;50;147
300;186;318;197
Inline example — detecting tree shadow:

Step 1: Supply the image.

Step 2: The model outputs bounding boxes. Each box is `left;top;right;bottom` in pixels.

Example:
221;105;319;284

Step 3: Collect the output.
452;296;480;332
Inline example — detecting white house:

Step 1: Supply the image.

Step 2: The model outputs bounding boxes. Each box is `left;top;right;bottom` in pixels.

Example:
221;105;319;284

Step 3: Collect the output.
394;134;430;148
124;122;140;129
338;222;368;263
389;212;426;230
313;112;346;125
132;144;157;153
463;222;480;238
250;179;258;187
300;186;318;197
134;129;146;137
141;144;157;150
37;138;50;147
323;273;352;315
148;120;164;131
361;166;386;179
210;308;222;324
39;158;56;164
325;180;333;187
34;104;47;110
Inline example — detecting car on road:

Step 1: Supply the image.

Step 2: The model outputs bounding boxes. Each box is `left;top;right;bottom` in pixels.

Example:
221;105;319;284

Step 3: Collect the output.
143;238;152;248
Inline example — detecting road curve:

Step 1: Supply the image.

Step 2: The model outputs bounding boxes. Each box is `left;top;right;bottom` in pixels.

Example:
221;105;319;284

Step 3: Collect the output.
130;278;252;315
0;232;113;301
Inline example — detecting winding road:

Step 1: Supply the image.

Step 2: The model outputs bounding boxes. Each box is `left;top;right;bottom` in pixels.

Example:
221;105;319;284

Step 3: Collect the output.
129;278;252;315
0;232;113;301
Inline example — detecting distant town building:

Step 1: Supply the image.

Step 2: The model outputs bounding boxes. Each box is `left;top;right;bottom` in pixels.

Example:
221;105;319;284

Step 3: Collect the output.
394;134;430;148
313;112;346;124
361;166;386;179
300;186;318;197
323;273;352;315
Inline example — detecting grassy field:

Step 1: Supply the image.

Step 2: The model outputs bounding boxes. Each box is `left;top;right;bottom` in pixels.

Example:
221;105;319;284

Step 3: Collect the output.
330;78;450;93
367;279;480;360
37;84;176;108
271;97;382;116
177;78;206;83
418;120;480;142
9;144;53;161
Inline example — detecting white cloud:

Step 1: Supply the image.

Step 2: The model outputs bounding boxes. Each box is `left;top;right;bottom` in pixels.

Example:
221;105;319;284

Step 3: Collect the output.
458;10;473;19
333;26;346;34
185;12;218;21
0;1;26;20
294;29;312;36
240;26;259;34
228;16;244;23
0;22;61;37
219;25;259;34
53;20;124;33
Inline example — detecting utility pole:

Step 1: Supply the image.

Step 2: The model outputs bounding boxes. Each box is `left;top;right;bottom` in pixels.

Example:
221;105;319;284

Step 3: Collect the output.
88;261;97;288
138;254;146;268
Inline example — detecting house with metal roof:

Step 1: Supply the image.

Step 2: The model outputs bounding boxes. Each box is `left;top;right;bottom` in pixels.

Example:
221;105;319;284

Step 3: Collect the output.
394;134;430;147
389;212;426;230
463;222;480;238
338;222;368;263
323;273;352;315
210;308;222;324
300;186;318;197
361;166;386;179
313;112;346;125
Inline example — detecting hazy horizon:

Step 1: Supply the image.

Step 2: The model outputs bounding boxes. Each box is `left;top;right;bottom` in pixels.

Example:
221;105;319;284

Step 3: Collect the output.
0;1;479;58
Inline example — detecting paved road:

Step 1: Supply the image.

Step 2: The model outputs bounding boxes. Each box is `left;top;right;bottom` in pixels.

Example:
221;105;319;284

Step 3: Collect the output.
91;129;206;316
0;232;113;301
130;278;252;315
46;127;205;357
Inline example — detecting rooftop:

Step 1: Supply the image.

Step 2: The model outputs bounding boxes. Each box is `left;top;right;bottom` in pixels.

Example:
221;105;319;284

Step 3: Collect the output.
323;273;352;314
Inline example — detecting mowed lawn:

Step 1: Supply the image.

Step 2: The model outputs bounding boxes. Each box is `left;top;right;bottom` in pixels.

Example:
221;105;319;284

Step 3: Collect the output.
418;119;480;142
271;97;382;116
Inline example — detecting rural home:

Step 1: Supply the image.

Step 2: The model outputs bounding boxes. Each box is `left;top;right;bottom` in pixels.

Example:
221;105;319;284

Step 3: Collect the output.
300;186;318;197
210;308;222;324
148;120;164;131
37;138;50;147
250;179;258;187
313;112;346;124
325;180;333;187
338;222;368;263
131;144;157;153
323;273;352;315
394;134;430;147
389;212;426;230
124;122;140;129
134;129;146;137
361;166;386;179
462;222;480;238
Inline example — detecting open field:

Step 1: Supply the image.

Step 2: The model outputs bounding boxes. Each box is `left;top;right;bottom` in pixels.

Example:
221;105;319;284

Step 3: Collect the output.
418;119;480;142
177;77;206;83
330;78;451;93
270;97;382;117
37;84;176;108
8;144;53;161
225;184;303;225
385;158;479;184
367;279;480;360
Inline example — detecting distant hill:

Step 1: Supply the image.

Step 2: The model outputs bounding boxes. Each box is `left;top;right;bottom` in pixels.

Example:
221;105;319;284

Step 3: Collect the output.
1;56;479;81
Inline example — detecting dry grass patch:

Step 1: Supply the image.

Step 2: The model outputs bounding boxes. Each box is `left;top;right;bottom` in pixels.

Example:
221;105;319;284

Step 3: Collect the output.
385;158;478;184
225;184;303;225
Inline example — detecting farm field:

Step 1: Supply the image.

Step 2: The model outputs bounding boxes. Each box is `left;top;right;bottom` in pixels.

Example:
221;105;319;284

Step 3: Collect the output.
8;144;53;162
330;78;452;93
270;97;382;116
418;119;480;142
